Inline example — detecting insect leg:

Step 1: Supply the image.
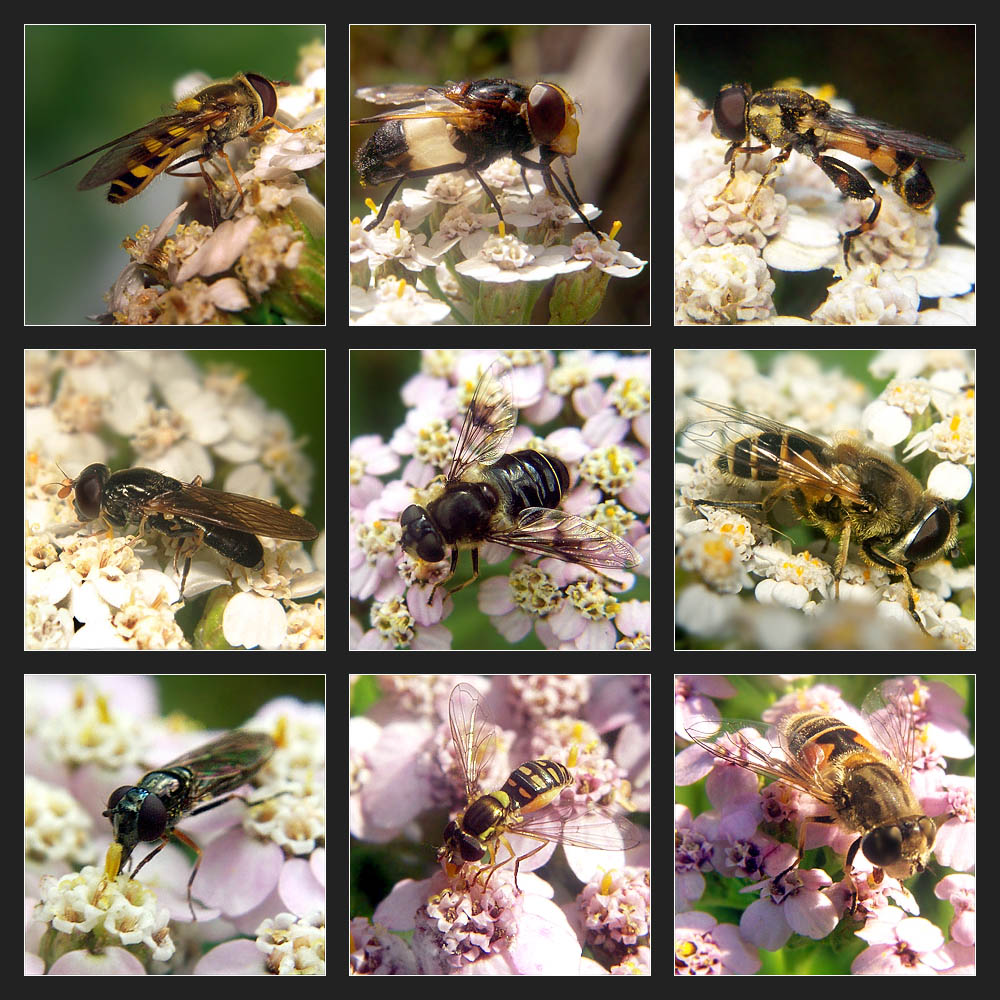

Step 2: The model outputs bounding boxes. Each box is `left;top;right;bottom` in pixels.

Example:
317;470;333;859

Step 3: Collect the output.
742;145;794;210
859;538;929;634
167;827;204;921
361;160;467;229
448;546;480;596
129;837;172;883
811;155;879;267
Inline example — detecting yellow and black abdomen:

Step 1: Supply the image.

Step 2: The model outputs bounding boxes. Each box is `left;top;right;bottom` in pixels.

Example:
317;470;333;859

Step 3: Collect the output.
501;758;572;814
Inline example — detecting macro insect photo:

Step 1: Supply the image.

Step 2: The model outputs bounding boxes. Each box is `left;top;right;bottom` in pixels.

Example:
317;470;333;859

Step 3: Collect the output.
27;674;327;975
675;674;975;975
26;25;326;324
349;24;651;325
675;349;975;649
350;350;649;651
350;674;649;974
674;25;973;325
25;349;325;650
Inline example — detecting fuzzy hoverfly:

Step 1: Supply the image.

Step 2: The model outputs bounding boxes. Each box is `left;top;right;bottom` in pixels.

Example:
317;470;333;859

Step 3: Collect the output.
681;398;960;634
681;677;948;917
437;683;640;891
37;72;304;225
400;357;642;601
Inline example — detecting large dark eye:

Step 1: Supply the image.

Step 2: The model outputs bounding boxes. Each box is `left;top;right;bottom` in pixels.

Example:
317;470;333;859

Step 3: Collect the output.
72;463;108;520
105;785;131;812
136;794;168;841
712;85;749;141
400;505;445;563
527;84;567;145
244;73;277;119
905;503;955;562
862;825;903;867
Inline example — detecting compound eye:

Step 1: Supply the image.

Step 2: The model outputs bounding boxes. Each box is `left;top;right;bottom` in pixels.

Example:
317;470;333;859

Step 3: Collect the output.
105;785;131;812
527;84;567;145
712;84;749;141
244;73;277;119
73;463;108;520
458;835;486;862
400;505;445;563
905;504;954;562
862;825;903;867
136;793;168;842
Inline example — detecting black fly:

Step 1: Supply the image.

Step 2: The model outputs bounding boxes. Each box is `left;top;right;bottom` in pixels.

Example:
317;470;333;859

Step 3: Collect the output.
56;463;318;597
103;729;276;920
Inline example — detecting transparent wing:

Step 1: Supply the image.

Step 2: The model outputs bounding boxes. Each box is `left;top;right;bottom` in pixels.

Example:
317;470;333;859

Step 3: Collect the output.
488;506;641;570
684;398;869;505
448;683;497;804
143;483;318;540
684;716;837;807
511;796;641;852
351;84;480;124
860;678;926;783
808;106;965;161
447;357;517;481
159;730;275;803
354;84;455;108
73;110;231;189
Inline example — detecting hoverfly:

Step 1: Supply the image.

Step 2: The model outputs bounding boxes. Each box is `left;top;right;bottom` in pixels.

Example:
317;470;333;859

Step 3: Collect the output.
351;79;601;236
681;398;960;634
399;357;642;601
54;463;318;598
102;729;276;920
437;683;640;891
37;72;304;225
699;82;966;268
680;677;949;916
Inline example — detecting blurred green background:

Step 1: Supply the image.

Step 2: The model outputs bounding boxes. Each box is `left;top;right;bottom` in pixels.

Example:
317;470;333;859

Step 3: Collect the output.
26;25;323;324
150;673;325;729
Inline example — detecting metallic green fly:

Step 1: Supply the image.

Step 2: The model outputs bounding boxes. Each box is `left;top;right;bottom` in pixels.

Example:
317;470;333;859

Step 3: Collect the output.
102;729;276;920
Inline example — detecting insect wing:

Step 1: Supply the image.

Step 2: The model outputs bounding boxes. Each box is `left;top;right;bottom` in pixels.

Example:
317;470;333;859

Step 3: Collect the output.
511;796;641;853
351;84;473;124
860;678;926;782
354;84;450;107
491;506;641;570
813;106;965;161
72;110;226;190
684;398;868;505
684;717;831;802
160;730;275;804
447;357;517;481
142;482;318;540
448;683;497;804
